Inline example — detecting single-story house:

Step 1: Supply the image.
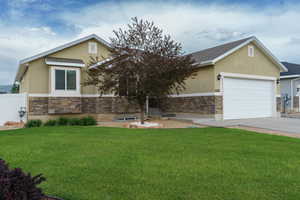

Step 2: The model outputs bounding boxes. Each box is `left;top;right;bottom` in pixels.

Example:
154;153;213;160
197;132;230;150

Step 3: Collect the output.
280;62;300;112
14;34;287;122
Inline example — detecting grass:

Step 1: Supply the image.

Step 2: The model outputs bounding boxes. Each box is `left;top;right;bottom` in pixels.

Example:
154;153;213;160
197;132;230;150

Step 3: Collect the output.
1;126;300;200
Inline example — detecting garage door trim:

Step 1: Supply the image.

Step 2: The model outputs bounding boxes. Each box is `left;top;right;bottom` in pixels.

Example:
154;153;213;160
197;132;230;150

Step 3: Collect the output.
219;72;277;81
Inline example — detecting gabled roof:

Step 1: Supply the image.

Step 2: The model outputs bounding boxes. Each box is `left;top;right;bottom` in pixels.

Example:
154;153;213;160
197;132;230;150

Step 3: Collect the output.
15;34;111;82
189;36;287;72
281;62;300;78
19;34;110;65
190;37;252;64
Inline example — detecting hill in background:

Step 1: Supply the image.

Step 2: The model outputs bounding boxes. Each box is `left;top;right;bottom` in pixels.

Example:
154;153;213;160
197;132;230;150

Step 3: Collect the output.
0;85;12;94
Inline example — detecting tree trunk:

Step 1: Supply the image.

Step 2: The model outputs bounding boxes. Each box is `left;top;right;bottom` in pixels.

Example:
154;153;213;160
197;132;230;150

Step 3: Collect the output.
140;104;145;124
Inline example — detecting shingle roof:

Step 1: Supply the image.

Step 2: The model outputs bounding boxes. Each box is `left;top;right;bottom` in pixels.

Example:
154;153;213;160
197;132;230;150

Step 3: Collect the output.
281;62;300;76
189;37;253;64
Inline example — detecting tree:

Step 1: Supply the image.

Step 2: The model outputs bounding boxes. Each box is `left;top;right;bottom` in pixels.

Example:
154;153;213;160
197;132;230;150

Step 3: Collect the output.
11;83;19;93
85;17;197;124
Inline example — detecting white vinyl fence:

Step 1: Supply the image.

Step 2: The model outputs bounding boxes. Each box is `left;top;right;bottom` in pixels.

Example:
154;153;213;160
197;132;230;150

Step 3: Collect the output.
0;93;27;126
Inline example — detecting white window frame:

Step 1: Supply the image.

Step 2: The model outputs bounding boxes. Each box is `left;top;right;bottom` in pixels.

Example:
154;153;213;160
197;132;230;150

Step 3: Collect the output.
248;45;254;57
88;42;98;54
50;66;81;96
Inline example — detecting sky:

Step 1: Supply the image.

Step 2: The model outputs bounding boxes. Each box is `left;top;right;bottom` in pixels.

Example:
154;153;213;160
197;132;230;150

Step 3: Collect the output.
0;0;300;85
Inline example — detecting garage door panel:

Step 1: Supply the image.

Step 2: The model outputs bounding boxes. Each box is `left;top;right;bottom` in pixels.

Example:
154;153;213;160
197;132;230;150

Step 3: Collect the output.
223;77;275;120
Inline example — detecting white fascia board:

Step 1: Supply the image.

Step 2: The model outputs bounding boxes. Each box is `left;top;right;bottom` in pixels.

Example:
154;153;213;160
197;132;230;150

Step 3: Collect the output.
193;60;215;68
19;34;111;65
220;72;277;81
46;61;85;67
15;63;29;82
251;37;288;72
280;75;300;79
199;60;214;66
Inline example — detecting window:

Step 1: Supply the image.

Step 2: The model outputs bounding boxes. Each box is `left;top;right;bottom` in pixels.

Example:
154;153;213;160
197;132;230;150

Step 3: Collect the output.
55;70;65;90
51;67;80;95
55;69;77;90
88;42;98;54
248;45;254;57
67;70;76;90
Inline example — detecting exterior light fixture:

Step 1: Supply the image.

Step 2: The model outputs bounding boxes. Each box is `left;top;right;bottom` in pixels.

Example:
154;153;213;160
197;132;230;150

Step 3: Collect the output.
18;106;26;122
276;79;280;84
217;74;222;80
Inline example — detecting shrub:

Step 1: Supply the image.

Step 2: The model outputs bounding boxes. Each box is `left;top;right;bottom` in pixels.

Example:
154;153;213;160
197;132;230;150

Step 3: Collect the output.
57;117;69;126
80;116;97;126
25;120;42;128
44;119;57;126
0;159;46;200
69;118;82;126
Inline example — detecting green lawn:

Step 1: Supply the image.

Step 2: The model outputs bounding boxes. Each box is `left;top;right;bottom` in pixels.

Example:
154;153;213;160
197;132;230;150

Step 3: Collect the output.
1;126;300;200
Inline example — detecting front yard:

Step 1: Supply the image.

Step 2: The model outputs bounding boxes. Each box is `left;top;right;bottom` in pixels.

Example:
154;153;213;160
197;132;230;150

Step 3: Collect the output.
1;126;300;200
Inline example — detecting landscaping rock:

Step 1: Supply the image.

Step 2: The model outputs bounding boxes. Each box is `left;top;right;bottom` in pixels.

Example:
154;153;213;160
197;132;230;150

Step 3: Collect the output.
4;121;24;128
127;121;163;128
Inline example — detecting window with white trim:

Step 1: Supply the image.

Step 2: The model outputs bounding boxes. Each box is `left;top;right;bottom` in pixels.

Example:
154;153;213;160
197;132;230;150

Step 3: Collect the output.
51;67;80;95
248;45;254;57
88;42;98;54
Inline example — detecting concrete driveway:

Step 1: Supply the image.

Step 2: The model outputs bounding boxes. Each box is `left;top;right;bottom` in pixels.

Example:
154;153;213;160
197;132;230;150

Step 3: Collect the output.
187;117;300;134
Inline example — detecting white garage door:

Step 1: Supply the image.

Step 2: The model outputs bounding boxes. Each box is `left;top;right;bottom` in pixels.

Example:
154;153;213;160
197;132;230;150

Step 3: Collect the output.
0;93;27;125
223;77;275;120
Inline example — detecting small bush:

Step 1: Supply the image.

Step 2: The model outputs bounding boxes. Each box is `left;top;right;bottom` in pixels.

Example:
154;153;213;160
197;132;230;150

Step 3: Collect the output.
25;120;42;128
0;159;46;200
69;118;82;126
80;116;97;126
44;120;57;126
57;117;69;126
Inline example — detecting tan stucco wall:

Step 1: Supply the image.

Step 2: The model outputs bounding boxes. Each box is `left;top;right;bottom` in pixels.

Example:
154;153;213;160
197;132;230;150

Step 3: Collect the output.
25;59;50;93
182;66;215;93
214;42;281;94
20;39;111;94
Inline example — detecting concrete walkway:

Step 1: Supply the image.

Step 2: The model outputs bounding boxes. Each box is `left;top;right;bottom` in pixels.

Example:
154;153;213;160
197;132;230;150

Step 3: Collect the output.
180;117;300;134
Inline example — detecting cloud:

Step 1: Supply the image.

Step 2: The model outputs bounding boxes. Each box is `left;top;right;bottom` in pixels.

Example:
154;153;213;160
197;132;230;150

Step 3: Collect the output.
58;1;300;58
0;25;69;84
1;1;300;85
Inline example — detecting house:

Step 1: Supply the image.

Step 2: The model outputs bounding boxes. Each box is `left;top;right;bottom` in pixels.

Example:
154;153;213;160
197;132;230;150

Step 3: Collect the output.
15;34;286;122
280;62;300;112
162;36;287;120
